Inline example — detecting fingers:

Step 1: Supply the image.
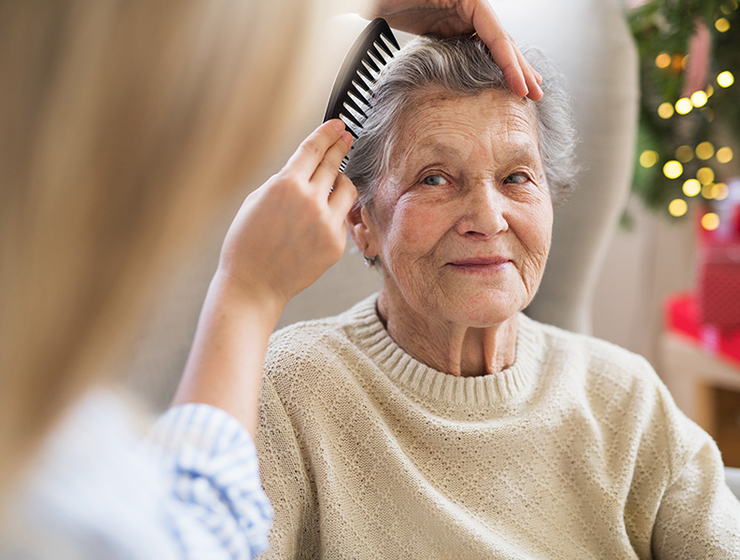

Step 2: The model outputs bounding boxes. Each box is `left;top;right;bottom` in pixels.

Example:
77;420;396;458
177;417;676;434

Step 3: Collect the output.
487;35;542;100
310;130;353;188
471;1;543;100
285;119;346;178
470;3;524;95
516;50;543;101
328;174;357;218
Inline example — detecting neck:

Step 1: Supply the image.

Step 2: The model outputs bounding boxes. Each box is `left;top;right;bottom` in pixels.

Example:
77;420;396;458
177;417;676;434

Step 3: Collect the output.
376;290;518;378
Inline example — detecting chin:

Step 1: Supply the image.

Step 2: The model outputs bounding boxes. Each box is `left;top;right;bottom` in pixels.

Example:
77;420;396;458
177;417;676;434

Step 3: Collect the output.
442;290;523;328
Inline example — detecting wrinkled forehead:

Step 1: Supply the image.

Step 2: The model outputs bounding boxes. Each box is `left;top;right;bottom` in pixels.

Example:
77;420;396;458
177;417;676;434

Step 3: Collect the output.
389;87;541;164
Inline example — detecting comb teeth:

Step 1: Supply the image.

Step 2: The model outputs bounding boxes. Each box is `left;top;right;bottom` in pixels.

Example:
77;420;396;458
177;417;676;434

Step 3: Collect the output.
323;19;400;169
346;91;368;118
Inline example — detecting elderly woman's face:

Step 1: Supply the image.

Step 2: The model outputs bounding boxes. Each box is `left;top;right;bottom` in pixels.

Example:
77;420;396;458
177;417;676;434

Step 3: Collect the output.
364;88;553;327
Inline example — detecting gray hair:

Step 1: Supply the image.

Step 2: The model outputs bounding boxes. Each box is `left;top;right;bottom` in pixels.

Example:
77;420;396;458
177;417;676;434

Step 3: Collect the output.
344;35;578;206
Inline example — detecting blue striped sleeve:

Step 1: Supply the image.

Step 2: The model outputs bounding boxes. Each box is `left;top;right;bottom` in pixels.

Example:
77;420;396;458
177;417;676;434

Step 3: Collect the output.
149;404;273;560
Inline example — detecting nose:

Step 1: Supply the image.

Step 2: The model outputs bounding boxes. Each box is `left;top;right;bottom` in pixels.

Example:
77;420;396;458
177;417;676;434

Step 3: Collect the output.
453;181;509;238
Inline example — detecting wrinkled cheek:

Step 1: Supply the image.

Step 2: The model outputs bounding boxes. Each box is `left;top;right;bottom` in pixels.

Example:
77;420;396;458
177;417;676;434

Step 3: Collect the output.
383;202;448;262
400;203;446;246
525;236;551;296
380;205;449;302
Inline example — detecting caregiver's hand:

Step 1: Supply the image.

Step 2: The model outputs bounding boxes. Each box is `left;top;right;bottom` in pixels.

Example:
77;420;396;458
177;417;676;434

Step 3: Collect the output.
369;0;543;100
172;120;356;435
217;119;356;309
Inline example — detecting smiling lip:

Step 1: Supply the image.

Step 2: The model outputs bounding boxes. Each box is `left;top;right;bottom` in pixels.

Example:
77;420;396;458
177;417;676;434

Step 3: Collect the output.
447;257;512;270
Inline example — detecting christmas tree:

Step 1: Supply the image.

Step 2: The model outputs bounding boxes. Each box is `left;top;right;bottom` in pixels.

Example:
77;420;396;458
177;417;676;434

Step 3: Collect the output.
629;0;739;227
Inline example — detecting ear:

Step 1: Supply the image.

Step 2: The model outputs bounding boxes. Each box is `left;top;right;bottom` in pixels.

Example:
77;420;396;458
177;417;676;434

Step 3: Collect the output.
346;202;380;258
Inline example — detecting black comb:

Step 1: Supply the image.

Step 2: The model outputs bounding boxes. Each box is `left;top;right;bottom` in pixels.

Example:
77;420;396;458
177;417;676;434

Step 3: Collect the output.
323;18;400;171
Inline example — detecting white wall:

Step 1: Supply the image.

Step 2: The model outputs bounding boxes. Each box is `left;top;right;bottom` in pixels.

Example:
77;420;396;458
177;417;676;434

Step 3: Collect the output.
591;196;697;368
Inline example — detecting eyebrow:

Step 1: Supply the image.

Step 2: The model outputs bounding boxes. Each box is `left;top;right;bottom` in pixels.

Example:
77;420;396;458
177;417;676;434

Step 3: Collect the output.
411;141;463;160
409;139;541;165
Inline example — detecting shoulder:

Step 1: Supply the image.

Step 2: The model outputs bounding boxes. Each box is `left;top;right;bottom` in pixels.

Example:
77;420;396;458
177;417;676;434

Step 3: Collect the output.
523;314;708;473
264;314;350;381
264;295;377;383
522;312;658;389
521;314;675;434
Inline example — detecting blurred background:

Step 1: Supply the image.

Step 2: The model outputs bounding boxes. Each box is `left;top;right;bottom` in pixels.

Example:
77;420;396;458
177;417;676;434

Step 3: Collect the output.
122;0;740;466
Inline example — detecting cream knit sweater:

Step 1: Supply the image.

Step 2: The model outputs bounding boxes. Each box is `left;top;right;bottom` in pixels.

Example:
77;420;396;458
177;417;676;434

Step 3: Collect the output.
256;295;740;559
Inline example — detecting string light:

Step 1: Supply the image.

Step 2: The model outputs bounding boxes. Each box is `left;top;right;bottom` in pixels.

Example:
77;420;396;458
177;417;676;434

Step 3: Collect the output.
690;90;708;107
675;97;693;114
696;141;715;160
702;182;716;199
701;212;720;230
668;199;688;217
706;84;715;97
655;53;671;68
639;150;659;168
717;146;734;163
716;18;731;32
697;166;715;184
658;102;674;119
663;160;683;179
718;71;735;88
682;178;701;197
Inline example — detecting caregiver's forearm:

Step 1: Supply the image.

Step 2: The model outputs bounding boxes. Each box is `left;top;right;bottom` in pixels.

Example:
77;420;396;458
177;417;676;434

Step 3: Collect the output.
171;271;284;438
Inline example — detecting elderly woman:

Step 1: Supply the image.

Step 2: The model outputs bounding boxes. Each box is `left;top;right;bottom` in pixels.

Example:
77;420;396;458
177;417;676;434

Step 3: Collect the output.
256;36;740;558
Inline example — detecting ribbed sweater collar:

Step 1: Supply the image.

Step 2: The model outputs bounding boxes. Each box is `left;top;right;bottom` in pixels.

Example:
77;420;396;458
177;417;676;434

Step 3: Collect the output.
344;294;546;407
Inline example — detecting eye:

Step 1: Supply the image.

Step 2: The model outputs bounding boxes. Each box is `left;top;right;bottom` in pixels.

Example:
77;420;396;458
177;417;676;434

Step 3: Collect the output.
503;173;530;185
421;174;450;186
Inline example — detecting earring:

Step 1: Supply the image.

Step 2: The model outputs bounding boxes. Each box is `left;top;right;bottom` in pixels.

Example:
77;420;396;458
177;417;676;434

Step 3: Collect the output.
363;250;377;268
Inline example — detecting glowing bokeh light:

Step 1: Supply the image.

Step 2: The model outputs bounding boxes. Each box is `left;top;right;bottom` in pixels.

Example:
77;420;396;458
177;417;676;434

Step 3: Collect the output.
702;183;716;199
690;90;708;107
696;141;715;160
668;199;688;217
716;18;730;32
717;147;734;163
675;145;694;163
675;98;693;114
655;53;671;68
658;102;674;119
663;160;683;179
697;167;715;184
682;178;701;197
639;150;659;168
713;183;729;201
718;71;735;88
701;212;720;231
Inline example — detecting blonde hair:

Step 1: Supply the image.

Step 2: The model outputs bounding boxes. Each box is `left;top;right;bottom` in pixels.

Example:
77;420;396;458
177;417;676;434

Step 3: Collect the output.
0;0;308;497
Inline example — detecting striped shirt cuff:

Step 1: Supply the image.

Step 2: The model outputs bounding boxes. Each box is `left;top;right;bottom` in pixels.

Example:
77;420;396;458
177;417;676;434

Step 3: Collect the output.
150;404;273;559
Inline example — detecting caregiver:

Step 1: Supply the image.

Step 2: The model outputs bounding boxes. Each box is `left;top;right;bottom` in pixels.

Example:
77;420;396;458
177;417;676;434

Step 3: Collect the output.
0;1;539;558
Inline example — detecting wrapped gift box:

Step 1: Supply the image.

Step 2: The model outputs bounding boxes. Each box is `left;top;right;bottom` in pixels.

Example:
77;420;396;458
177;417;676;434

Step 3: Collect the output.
697;241;740;330
665;292;740;367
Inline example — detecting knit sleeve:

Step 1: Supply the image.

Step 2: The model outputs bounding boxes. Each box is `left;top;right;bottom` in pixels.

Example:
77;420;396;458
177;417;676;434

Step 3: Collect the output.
651;426;740;558
150;403;273;559
255;376;318;560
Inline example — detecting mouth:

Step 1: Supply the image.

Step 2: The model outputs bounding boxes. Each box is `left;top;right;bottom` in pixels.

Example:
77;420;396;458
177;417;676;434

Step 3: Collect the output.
446;256;512;272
